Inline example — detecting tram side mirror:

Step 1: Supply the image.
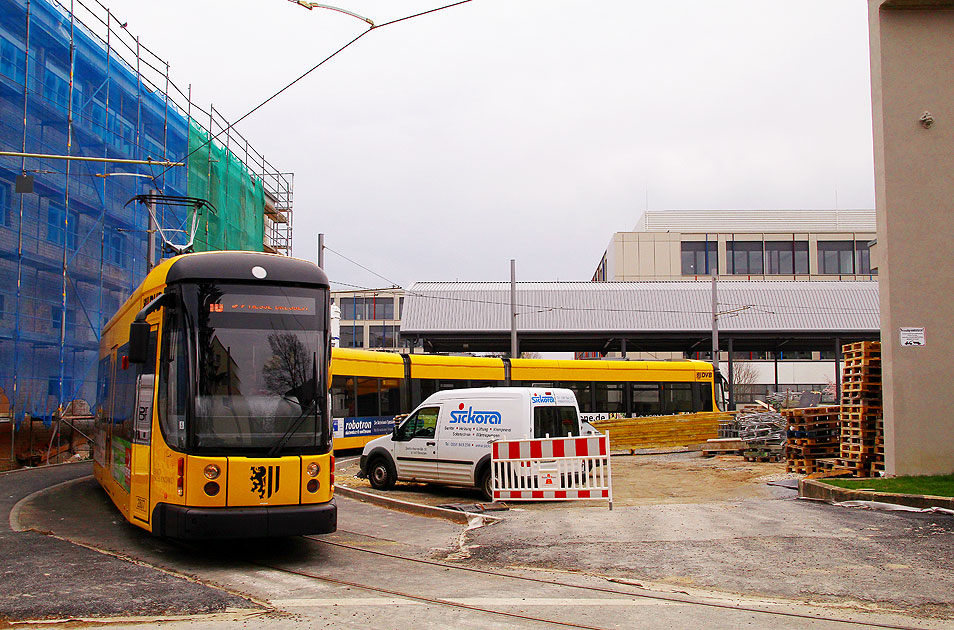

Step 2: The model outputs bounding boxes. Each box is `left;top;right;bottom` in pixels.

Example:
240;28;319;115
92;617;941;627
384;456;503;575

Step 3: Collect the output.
128;321;151;364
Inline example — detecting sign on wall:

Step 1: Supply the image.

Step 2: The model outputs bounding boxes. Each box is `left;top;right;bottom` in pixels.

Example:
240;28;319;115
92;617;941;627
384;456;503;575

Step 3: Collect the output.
899;327;925;347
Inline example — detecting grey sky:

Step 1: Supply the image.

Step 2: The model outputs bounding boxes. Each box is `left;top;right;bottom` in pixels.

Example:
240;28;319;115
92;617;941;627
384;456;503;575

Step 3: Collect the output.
102;0;875;289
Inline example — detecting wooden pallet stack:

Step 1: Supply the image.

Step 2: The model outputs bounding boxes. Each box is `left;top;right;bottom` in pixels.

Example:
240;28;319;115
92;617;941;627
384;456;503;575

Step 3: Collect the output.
838;341;883;476
783;406;841;474
591;411;732;452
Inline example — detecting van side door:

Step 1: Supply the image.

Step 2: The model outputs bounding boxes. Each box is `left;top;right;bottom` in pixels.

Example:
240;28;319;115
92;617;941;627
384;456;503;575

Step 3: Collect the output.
438;398;518;487
391;405;440;482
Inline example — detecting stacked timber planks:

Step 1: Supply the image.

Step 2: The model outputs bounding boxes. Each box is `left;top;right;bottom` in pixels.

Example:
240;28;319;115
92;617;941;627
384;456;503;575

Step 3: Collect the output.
783;406;841;474
591;411;732;452
838;341;883;476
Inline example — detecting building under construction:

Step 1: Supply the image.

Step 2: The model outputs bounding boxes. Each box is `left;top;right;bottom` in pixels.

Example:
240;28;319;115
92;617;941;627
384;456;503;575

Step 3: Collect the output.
0;0;294;468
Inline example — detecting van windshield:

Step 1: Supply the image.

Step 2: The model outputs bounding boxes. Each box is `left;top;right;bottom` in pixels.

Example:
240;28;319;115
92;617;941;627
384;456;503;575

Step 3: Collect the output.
533;406;579;438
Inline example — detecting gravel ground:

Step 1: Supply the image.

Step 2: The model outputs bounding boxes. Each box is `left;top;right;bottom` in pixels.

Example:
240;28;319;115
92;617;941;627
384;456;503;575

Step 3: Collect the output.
336;450;795;508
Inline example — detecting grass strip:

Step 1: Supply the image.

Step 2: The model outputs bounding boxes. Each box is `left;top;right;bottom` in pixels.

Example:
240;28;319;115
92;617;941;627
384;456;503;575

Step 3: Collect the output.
822;474;954;497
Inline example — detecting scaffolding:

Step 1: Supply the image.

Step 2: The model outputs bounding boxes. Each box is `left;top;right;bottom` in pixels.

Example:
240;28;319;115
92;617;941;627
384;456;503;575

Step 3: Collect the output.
0;0;294;469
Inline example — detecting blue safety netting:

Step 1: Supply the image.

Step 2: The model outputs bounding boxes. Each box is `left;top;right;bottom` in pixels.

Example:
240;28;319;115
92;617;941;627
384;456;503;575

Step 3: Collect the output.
0;0;265;425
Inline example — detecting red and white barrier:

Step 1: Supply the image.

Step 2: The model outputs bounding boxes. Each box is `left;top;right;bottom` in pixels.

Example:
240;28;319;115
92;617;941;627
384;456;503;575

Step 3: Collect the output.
491;433;613;510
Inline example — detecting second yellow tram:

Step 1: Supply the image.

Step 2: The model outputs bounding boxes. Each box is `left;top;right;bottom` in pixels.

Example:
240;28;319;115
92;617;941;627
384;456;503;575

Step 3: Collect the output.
329;348;721;450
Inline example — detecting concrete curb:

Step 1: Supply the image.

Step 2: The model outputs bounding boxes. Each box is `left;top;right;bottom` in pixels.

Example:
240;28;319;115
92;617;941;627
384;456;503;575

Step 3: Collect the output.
334;484;502;525
799;478;954;511
10;474;91;532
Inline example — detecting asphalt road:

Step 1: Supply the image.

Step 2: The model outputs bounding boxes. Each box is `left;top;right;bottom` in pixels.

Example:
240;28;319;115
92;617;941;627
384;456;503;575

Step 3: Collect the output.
4;463;954;629
462;495;954;614
1;463;253;622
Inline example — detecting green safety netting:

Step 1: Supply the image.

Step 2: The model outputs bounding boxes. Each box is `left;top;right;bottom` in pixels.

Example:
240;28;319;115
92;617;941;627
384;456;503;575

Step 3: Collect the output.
187;123;265;253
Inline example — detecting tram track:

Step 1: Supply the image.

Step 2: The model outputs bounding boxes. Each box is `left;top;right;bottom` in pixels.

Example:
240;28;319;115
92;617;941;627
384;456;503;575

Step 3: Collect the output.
234;529;928;630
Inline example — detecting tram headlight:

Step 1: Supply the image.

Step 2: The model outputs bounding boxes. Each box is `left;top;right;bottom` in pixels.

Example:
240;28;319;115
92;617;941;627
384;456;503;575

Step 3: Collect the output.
204;481;220;496
306;462;320;477
307;479;320;493
203;464;221;480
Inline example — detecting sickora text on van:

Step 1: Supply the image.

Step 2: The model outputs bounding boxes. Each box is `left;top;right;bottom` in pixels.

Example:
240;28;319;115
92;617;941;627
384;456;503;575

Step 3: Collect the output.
358;388;583;501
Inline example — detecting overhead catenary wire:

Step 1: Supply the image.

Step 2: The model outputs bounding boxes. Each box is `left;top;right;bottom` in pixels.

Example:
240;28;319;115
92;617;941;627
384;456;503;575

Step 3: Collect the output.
325;258;878;319
152;0;476;185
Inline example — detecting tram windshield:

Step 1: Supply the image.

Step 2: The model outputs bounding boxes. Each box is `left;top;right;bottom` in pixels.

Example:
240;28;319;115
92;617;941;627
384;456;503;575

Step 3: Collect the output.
164;282;330;455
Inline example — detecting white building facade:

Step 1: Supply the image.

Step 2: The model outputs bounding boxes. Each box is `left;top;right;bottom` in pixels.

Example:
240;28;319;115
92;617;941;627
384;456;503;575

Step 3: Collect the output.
594;209;877;282
332;289;407;351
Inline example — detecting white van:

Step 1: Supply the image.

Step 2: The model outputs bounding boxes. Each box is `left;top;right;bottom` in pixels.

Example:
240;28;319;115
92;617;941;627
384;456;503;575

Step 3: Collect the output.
358;387;583;500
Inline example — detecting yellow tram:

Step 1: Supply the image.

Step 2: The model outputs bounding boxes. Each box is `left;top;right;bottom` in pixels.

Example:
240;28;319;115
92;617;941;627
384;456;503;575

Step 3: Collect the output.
93;251;336;538
329;348;721;450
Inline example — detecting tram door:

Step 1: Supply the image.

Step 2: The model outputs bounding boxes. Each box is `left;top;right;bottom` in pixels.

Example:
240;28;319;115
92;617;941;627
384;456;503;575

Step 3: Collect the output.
129;326;158;524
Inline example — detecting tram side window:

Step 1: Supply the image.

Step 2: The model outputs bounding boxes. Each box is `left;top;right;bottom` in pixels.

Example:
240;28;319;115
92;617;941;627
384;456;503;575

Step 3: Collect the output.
158;309;188;450
412;379;507;408
94;356;110;418
380;378;403;416
112;343;136;441
94;356;111;465
631;383;662;416
663;383;694;413
418;379;437;402
331;375;356;417
356;377;378;416
696;383;714;412
594;382;625;414
417;378;462;401
558;382;592;413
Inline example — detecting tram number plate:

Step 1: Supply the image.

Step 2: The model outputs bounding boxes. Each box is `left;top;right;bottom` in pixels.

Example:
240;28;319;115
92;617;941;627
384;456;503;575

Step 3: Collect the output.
136;496;147;511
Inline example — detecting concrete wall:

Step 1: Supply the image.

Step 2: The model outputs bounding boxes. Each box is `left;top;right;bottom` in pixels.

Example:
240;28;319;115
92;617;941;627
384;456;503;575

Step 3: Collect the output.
869;1;954;475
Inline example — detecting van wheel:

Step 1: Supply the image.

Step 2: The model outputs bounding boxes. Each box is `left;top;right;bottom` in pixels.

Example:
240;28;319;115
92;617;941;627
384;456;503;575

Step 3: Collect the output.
368;457;396;490
479;468;494;502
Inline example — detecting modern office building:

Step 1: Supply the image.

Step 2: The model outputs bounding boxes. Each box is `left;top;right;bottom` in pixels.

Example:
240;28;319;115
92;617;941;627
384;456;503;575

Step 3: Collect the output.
591;210;879;404
0;0;292;433
593;209;876;282
332;288;406;351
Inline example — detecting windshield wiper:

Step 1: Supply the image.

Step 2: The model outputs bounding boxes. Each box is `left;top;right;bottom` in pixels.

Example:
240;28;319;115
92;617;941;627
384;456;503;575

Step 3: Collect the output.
266;352;319;457
267;398;317;457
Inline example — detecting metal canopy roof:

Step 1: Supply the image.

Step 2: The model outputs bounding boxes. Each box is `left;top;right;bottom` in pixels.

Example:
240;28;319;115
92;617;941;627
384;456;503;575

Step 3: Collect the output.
400;281;880;354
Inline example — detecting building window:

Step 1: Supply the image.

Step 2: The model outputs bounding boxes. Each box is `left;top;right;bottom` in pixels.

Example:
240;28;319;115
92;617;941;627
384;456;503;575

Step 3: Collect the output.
341;297;365;321
592;255;607;282
727;241;763;275
0;35;26;85
0;183;9;226
89;99;108;138
817;241;854;274
107;233;125;266
367;296;394;320
42;65;72;110
681;241;718;275
765;241;809;274
777;350;813;360
855;240;875;275
369;324;398;348
340;324;362;348
108;113;135;156
47;204;79;249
